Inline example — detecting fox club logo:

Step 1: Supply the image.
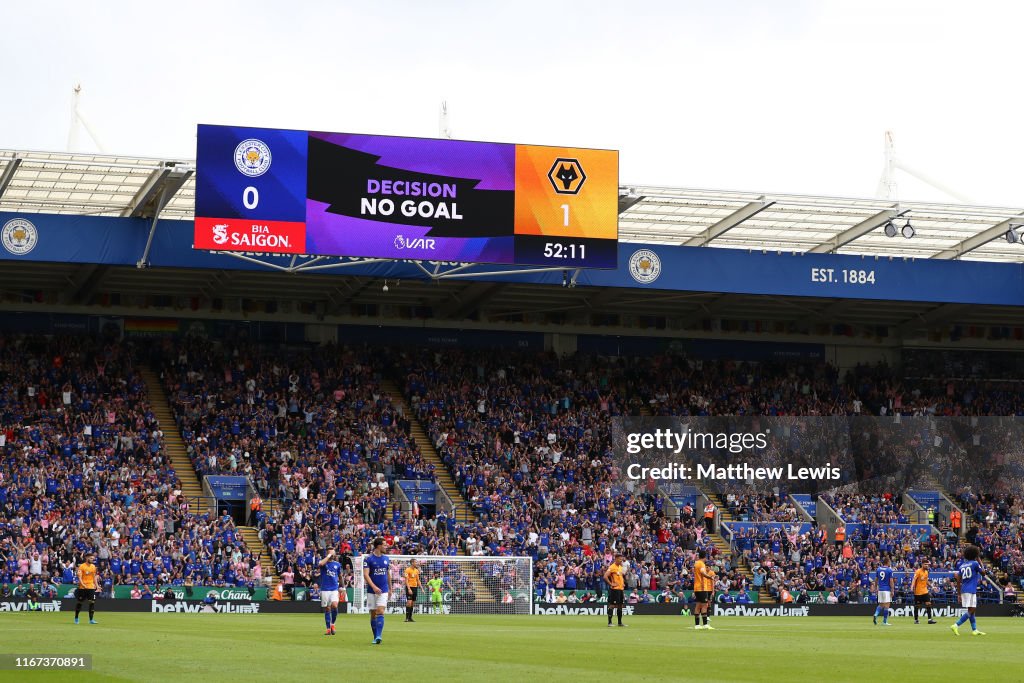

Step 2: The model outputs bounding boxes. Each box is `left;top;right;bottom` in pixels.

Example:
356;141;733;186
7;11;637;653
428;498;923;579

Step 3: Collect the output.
628;249;662;284
233;139;272;177
547;158;586;195
1;218;39;255
212;224;230;245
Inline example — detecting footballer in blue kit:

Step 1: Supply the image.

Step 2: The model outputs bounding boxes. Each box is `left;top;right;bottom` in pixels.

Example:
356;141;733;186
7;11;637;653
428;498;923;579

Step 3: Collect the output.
364;538;390;645
950;545;986;636
873;566;894;626
318;549;342;636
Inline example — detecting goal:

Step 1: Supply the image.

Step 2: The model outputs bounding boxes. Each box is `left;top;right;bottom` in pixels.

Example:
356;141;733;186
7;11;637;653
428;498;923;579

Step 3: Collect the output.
352;555;533;615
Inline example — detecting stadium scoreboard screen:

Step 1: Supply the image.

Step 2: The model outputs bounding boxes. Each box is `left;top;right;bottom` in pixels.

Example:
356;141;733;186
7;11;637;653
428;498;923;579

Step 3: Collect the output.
194;124;618;268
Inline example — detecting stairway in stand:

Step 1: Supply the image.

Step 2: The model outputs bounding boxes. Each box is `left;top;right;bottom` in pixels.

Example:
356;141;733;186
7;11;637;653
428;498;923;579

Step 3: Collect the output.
380;378;476;526
237;526;283;598
701;490;766;602
139;366;282;598
139;367;211;516
920;476;1006;587
380;378;492;600
639;403;765;601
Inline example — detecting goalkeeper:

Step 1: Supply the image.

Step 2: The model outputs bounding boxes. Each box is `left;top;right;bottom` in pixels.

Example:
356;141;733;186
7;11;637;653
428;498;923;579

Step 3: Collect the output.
26;585;41;612
427;575;445;614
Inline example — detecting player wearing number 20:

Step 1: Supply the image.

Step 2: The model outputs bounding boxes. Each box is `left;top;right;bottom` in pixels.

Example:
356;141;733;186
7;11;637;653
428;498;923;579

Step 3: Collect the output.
950;545;986;636
364;538;390;645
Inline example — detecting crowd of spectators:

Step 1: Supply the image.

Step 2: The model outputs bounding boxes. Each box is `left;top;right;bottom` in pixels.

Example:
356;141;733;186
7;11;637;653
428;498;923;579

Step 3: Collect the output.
159;344;1024;599
819;493;910;524
724;492;803;523
0;335;261;596
4;334;1023;604
392;348;771;597
158;340;449;591
731;519;989;603
956;486;1023;598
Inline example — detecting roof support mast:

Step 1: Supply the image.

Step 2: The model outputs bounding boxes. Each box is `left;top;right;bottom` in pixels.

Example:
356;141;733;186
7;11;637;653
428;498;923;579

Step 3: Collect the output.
66;84;107;154
875;130;976;204
439;101;452;140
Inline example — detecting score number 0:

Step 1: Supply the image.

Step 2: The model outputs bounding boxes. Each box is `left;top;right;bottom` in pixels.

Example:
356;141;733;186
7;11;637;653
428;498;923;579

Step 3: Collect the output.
243;186;259;210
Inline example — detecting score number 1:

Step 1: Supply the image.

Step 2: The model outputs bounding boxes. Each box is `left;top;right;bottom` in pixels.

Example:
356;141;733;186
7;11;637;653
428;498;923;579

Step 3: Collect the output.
561;204;569;227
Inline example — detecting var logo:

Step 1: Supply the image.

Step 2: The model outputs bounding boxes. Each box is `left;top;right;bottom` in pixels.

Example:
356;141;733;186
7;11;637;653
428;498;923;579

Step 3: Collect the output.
393;235;436;250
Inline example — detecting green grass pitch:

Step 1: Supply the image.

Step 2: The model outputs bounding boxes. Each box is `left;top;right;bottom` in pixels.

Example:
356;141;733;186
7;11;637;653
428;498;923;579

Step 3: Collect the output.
1;613;1022;682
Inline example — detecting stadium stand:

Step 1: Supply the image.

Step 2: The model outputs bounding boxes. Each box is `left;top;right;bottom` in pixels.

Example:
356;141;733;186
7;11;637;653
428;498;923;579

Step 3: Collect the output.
723;492;804;523
819;493;910;524
153;343;505;600
0;336;263;594
0;156;1019;610
3;332;1022;605
391;348;743;595
956;488;1023;599
4;325;1021;607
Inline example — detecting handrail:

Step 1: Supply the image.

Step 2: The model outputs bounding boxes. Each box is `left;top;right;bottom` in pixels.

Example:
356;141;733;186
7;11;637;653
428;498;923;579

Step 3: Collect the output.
181;494;219;515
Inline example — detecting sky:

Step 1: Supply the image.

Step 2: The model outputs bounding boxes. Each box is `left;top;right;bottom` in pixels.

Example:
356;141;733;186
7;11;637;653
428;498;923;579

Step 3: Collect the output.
1;0;1022;206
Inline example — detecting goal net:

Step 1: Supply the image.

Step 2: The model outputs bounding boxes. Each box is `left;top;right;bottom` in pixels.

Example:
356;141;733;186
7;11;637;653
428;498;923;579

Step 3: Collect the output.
352;555;533;615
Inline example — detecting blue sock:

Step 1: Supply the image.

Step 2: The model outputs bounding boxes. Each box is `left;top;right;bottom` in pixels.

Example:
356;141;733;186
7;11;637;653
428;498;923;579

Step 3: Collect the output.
969;614;977;630
371;617;377;637
331;607;338;624
324;611;332;629
956;613;969;626
882;608;888;623
377;615;385;638
874;606;881;617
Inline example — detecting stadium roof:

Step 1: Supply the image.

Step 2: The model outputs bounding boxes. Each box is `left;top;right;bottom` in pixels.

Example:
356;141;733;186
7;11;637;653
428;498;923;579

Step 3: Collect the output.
2;148;1024;262
2;148;1024;333
0;150;194;220
620;186;1024;262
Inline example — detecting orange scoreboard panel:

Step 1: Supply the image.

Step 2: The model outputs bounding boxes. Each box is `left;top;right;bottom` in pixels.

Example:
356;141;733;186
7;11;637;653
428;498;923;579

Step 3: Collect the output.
513;145;618;267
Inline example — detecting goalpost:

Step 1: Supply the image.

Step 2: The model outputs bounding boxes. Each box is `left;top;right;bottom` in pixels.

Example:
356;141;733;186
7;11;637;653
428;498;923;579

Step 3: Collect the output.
352;555;533;615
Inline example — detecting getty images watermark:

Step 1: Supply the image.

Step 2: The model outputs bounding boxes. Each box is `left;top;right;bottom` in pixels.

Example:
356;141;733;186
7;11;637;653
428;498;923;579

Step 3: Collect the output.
614;423;839;483
618;422;841;483
611;415;1024;493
